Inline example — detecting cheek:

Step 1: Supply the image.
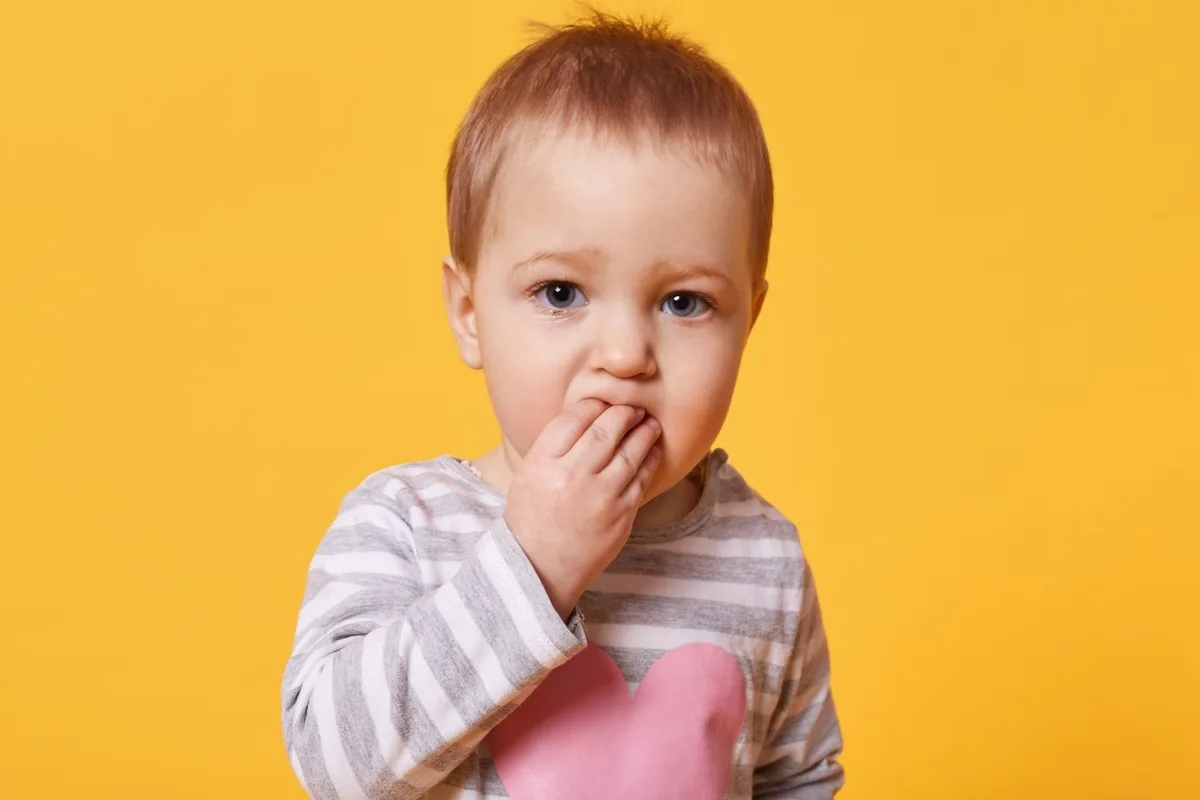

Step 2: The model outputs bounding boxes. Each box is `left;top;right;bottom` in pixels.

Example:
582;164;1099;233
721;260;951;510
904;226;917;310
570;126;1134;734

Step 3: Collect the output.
663;368;736;442
481;332;572;457
656;344;742;462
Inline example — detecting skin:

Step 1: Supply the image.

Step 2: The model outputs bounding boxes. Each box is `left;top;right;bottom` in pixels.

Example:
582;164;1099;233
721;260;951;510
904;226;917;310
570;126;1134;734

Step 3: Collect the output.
442;128;768;617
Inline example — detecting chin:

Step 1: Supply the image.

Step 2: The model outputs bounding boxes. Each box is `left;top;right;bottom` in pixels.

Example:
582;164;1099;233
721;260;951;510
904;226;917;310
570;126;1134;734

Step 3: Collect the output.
643;460;691;503
639;480;670;507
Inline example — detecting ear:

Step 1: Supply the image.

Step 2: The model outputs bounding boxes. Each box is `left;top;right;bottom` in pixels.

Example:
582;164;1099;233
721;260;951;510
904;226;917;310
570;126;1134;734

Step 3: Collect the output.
442;255;483;369
749;278;769;332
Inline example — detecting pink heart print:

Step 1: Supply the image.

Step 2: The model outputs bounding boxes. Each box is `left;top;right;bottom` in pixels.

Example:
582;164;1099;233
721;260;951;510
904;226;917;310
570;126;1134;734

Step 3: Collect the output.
488;642;747;800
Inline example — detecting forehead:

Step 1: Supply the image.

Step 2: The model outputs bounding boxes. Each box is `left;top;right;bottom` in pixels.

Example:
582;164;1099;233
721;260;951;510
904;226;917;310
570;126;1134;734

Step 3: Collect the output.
481;126;752;272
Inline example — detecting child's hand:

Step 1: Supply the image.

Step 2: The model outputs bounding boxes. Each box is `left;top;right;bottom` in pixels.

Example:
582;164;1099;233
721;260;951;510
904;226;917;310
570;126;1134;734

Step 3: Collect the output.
505;398;662;619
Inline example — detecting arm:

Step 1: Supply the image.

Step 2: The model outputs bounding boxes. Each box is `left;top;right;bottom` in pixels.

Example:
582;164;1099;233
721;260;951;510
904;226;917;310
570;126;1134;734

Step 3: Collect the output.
281;482;586;800
753;561;845;799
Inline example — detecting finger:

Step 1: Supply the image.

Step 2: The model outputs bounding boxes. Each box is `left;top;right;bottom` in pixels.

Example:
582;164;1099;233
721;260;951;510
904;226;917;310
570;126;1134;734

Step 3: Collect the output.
619;443;662;505
566;404;646;472
599;414;661;487
527;398;610;458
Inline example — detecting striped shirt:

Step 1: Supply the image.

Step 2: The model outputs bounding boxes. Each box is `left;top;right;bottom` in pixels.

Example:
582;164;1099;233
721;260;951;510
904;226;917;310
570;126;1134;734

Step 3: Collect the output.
281;449;844;799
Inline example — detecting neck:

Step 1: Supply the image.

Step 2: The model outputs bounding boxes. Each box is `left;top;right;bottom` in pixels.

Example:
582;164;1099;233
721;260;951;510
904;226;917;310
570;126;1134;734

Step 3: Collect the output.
471;441;703;527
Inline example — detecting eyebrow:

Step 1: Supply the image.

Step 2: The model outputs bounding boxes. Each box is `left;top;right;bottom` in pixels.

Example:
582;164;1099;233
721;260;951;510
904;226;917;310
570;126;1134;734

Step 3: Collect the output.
511;248;600;275
652;260;735;288
512;250;734;288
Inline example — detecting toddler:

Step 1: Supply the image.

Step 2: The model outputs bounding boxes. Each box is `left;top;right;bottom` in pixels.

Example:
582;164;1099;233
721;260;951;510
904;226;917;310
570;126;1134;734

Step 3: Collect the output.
282;11;844;799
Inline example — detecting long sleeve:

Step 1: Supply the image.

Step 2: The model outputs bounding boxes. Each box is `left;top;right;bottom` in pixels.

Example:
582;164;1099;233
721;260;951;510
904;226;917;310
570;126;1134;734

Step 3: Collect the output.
281;481;587;800
752;561;845;798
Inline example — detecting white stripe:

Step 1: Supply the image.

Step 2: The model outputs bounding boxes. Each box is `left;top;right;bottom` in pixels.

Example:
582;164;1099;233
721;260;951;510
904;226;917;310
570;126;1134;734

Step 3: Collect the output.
415;557;465;585
408;480;505;506
288;638;342;701
648;536;800;559
590;573;800;612
410;482;456;501
408;504;430;530
408;640;467;740
585;623;791;668
434;582;518;704
712;499;788;521
382;464;449;485
383;474;466;503
477;534;561;665
289;749;310;795
360;626;445;786
315;664;370;800
296;581;364;635
394;663;448;786
295;610;394;656
381;477;408;501
332;503;406;531
413;512;489;534
361;627;406;774
311;552;407;576
405;481;458;501
294;627;321;657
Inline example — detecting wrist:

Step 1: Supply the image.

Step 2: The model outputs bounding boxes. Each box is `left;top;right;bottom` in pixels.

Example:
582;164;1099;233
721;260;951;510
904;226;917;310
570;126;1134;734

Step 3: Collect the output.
504;516;586;620
530;560;583;620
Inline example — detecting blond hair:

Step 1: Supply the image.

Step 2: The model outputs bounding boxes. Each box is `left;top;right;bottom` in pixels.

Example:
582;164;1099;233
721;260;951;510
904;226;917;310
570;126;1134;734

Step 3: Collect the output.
446;9;773;276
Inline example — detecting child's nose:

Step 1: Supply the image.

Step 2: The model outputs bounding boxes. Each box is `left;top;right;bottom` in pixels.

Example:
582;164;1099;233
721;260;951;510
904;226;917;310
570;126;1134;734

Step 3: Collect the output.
589;315;657;380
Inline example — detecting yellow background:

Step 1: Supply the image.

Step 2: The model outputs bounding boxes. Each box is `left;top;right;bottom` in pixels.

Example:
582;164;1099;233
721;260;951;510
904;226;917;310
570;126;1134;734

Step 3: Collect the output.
2;1;1197;797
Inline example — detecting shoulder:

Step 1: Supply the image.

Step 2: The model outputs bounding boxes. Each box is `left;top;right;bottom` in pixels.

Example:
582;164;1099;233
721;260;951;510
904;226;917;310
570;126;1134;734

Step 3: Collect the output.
689;450;811;585
330;455;502;533
707;452;803;545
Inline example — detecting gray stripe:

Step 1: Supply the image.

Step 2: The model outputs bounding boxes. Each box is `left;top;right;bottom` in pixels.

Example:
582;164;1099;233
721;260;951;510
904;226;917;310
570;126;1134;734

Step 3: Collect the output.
330;635;396;795
288;716;341;800
399;467;477;495
754;753;845;797
303;570;422;607
686;516;800;542
607;548;804;587
411;527;488;561
317;523;417;563
772;677;836;749
408;593;496;725
714;475;758;503
454;551;550;688
487;526;587;657
297;587;415;646
755;754;805;786
383;618;465;787
416;491;504;519
442;754;511;797
583;591;798;642
478;756;510;796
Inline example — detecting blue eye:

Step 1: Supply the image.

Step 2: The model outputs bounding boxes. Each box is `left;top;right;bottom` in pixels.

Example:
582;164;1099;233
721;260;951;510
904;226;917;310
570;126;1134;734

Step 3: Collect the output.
661;292;710;318
536;282;587;310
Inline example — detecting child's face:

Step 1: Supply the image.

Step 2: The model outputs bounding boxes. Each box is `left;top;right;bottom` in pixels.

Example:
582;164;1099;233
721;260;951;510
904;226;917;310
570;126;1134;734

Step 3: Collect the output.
446;129;767;503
